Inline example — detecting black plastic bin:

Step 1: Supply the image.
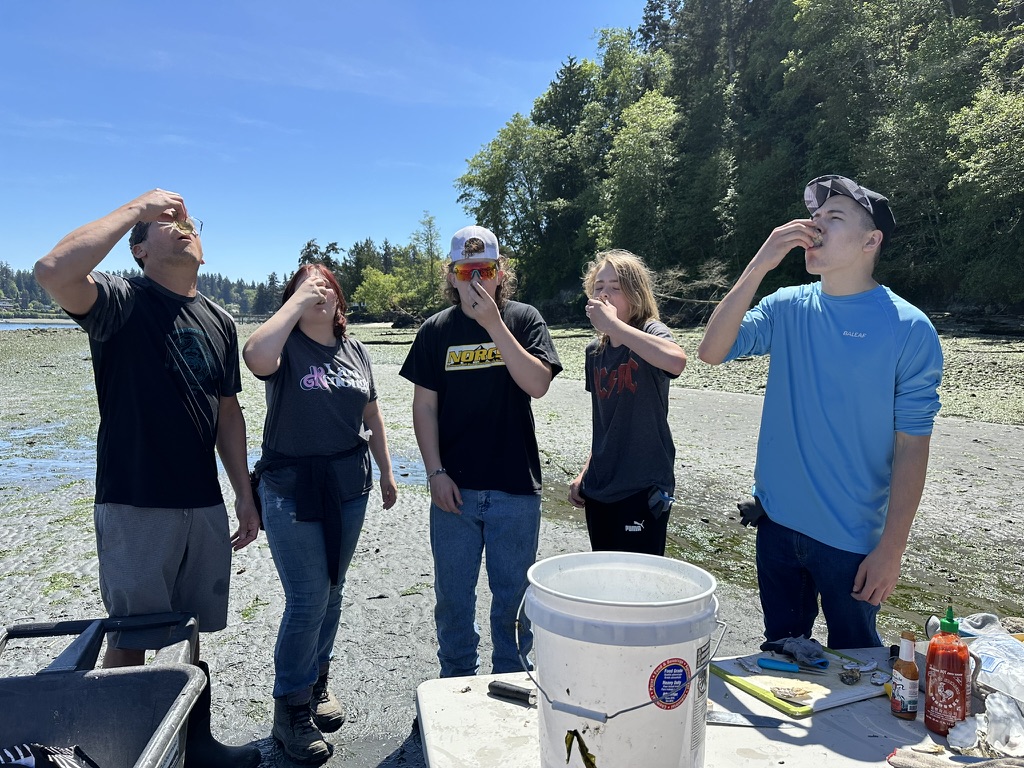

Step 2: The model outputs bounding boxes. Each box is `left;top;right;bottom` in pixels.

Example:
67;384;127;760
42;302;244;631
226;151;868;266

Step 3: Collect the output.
0;613;205;768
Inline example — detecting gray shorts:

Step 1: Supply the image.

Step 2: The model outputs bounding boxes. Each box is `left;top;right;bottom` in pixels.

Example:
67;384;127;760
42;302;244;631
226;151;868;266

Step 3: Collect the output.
95;503;232;642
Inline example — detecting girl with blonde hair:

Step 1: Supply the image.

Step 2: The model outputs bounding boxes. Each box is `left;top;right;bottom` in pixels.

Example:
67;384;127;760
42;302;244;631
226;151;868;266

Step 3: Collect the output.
569;249;687;555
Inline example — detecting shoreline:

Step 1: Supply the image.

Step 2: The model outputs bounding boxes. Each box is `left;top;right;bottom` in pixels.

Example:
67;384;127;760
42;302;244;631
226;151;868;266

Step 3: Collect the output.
2;318;1022;426
0;316;78;324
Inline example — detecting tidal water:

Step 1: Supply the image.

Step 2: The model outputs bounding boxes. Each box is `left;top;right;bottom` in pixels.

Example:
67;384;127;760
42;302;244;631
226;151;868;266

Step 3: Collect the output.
0;321;79;331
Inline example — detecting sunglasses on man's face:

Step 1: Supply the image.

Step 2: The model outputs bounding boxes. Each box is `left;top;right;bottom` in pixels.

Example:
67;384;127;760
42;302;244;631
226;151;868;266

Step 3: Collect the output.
451;260;499;282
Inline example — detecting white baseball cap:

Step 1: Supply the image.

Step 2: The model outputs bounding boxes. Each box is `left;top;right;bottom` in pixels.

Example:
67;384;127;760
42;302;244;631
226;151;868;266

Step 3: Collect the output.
448;225;500;262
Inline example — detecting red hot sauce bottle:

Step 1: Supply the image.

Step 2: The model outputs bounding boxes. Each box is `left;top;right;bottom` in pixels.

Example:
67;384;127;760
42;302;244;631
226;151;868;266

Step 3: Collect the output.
924;607;970;736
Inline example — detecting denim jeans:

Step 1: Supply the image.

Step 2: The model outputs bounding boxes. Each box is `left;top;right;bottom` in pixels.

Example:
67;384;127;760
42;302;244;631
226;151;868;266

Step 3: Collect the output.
430;489;541;678
260;482;368;703
756;515;883;649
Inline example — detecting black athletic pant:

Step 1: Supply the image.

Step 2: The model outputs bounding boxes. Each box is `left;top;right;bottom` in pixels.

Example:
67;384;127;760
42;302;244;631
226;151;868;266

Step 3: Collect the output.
584;488;670;556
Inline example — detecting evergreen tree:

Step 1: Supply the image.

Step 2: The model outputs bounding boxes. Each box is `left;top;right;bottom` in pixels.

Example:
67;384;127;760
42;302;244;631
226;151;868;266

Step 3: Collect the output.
299;239;344;273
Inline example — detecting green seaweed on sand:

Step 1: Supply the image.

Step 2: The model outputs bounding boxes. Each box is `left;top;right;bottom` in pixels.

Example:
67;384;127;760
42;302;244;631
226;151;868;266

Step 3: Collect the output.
42;571;81;597
400;582;432;597
241;595;270;621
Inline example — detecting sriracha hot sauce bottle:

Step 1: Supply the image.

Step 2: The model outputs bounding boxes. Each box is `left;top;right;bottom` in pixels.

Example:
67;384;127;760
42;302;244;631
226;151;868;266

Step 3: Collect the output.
891;629;920;719
924;607;970;735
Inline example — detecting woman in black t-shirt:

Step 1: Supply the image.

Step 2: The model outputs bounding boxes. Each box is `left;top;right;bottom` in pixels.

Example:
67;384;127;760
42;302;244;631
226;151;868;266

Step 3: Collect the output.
243;265;397;765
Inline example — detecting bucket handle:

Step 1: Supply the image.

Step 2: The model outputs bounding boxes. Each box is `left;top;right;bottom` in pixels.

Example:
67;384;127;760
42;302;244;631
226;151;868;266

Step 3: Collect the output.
515;595;728;723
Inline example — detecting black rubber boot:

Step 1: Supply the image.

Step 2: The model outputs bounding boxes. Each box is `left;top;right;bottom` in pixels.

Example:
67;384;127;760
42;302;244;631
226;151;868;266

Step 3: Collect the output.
184;660;262;768
310;669;346;733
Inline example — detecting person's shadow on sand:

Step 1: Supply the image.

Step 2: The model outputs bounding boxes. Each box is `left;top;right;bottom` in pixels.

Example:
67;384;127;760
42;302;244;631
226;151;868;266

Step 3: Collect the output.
374;725;424;767
246;720;424;767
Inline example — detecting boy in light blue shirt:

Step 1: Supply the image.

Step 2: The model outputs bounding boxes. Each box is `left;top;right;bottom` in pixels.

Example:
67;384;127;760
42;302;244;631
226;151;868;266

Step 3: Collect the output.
698;175;943;649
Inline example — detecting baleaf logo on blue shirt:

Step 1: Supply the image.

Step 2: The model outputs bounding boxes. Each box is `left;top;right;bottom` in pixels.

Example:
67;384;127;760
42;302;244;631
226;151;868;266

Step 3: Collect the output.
843;330;867;338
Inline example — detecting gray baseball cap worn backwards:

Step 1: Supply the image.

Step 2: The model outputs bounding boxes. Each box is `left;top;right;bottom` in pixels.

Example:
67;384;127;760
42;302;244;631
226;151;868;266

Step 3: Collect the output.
804;175;896;243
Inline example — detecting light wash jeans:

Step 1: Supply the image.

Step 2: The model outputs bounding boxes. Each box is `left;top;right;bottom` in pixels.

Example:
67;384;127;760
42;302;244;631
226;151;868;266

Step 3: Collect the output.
429;489;541;678
756;515;883;650
260;482;368;703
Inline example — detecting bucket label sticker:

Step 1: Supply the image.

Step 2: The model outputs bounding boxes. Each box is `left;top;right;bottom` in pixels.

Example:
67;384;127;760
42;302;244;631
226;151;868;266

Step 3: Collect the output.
649;657;691;709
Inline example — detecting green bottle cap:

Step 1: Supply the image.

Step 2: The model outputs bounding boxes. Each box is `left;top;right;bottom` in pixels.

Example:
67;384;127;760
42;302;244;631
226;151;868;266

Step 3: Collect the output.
939;605;959;634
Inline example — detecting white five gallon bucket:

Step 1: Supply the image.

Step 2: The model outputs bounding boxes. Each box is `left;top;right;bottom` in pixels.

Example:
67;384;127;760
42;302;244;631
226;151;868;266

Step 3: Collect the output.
524;551;720;768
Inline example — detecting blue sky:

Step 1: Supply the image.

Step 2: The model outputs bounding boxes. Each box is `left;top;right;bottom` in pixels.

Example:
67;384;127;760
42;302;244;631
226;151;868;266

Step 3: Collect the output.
1;1;646;283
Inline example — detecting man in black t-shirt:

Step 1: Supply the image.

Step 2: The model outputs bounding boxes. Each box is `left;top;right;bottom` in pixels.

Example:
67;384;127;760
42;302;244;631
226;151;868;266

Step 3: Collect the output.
35;189;260;768
400;225;562;678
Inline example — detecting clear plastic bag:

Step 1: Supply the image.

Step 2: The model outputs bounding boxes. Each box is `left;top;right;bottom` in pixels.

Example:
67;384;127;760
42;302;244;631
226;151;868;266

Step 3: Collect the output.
970;632;1024;702
964;633;1024;757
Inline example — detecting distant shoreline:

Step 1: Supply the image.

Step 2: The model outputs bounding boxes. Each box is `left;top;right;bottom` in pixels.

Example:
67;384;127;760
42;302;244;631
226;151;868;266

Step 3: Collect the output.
0;317;78;331
0;316;74;325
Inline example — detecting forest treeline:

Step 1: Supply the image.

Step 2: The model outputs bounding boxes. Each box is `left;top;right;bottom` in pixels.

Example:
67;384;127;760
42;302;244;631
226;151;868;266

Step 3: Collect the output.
5;0;1021;323
457;0;1023;320
0;214;449;319
0;260;270;316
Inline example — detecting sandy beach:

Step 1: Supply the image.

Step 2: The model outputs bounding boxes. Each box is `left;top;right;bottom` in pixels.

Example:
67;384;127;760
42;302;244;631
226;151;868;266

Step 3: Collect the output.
1;325;1022;766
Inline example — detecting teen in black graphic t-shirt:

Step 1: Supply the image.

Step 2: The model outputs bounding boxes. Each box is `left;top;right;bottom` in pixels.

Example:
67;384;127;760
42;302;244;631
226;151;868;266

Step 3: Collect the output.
568;250;687;556
400;226;561;679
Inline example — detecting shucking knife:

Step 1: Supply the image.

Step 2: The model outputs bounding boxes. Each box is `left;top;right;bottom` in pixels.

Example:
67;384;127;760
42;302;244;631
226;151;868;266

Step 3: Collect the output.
487;680;537;706
706;711;797;728
947;758;993;764
757;657;829;675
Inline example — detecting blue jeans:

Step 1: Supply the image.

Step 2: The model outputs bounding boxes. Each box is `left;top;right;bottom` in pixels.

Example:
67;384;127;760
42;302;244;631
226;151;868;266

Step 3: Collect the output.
430;489;541;677
756;515;883;649
260;483;368;703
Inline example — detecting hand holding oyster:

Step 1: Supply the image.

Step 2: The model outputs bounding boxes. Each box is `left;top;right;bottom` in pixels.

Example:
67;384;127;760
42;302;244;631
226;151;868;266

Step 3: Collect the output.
799;220;823;249
170;217;199;236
